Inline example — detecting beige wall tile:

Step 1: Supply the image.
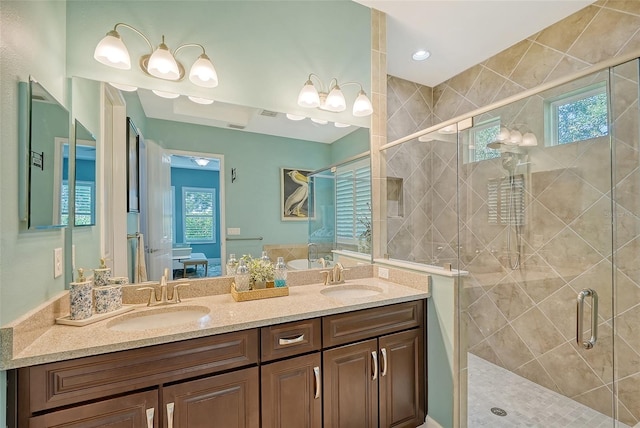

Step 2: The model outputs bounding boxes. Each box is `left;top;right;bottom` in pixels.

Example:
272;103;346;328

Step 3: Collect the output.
485;325;535;370
468;294;509;337
511;307;565;356
484;39;532;78
514;359;562;394
617;373;640;423
535;5;600;52
510;42;564;89
573;385;616;418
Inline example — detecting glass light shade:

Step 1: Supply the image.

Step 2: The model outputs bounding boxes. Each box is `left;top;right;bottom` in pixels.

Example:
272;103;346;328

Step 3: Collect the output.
521;132;538;147
108;82;138;92
188;96;214;105
334;122;350;128
310;118;328;125
194;158;210;167
509;130;523;145
152;90;180;99
94;31;131;70
324;86;346;112
189;54;218;88
147;43;180;80
298;80;320;108
352;90;373;117
286;113;306;121
498;126;511;142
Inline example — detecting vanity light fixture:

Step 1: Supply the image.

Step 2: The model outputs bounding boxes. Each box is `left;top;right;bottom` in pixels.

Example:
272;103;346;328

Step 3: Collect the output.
286;113;306;121
334;122;351;128
193;157;211;167
94;23;219;88
310;117;329;125
297;73;373;117
108;82;138;92
152;89;180;99
188;96;214;105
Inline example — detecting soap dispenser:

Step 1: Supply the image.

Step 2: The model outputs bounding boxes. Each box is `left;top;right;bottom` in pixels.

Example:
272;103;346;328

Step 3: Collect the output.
69;268;93;320
274;257;287;288
234;259;251;292
94;257;111;287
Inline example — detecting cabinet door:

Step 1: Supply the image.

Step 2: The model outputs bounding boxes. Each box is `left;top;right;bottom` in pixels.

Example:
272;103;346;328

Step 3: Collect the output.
261;353;322;428
379;329;425;428
162;367;259;428
323;339;378;428
29;390;158;428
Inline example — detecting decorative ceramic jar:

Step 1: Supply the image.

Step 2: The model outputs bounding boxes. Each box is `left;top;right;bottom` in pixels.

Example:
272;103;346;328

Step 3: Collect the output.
69;269;93;320
94;285;122;314
93;257;112;287
107;276;129;285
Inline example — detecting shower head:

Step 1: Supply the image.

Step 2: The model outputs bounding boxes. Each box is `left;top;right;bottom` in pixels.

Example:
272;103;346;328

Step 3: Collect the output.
501;152;518;174
487;141;503;150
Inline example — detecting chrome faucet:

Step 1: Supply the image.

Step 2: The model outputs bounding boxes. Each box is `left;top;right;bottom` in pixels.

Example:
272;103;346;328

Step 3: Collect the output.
137;268;189;306
318;257;328;268
308;242;319;262
322;262;347;285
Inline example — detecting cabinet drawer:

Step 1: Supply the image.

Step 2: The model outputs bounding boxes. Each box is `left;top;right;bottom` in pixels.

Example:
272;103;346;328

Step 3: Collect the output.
261;318;321;362
323;300;424;348
22;329;258;413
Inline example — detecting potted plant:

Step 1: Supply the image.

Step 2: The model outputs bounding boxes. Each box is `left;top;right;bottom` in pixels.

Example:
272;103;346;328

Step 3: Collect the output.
241;255;275;289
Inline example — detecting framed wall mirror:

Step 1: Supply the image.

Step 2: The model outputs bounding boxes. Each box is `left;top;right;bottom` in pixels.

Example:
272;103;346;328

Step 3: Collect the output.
28;78;70;229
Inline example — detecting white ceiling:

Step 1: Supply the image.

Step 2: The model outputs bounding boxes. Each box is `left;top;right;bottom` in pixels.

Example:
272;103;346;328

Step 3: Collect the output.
355;0;595;87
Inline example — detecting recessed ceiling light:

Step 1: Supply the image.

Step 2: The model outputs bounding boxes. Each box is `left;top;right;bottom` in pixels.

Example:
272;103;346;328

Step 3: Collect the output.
152;90;180;99
412;49;431;61
109;82;138;92
310;118;328;125
188;96;214;105
334;122;350;128
286;113;306;121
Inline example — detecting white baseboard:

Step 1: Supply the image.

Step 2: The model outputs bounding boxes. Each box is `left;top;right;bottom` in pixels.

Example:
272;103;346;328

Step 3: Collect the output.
423;415;444;428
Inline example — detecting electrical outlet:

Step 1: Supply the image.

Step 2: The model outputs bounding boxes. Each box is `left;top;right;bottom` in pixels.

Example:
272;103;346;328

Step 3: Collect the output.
227;228;241;235
54;248;63;278
378;267;389;279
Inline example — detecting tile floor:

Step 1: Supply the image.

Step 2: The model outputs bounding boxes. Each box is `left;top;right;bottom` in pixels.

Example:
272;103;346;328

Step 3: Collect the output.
467;353;630;427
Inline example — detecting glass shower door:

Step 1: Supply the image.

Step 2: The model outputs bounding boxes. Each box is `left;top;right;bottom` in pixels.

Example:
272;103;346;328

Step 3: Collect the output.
458;68;621;426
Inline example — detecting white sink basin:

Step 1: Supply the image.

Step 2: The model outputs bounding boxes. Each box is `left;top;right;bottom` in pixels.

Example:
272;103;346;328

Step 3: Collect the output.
107;305;211;332
320;284;384;300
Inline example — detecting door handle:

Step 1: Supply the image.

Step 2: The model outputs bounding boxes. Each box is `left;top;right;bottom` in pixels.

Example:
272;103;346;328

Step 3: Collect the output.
380;347;388;377
146;407;154;428
576;288;598;349
313;366;321;399
166;402;175;428
371;351;378;380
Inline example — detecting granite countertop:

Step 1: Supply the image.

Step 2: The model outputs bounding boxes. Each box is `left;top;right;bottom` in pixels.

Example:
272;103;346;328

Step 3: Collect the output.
1;276;430;370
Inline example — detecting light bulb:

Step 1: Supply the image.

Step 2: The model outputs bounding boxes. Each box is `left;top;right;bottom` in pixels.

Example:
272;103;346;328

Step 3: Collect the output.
352;90;373;117
521;132;538;146
147;41;180;80
188;96;214;105
498;126;511;142
509;130;523;145
311;118;328;125
324;85;346;112
94;30;131;70
334;122;351;128
189;54;218;88
297;80;320;108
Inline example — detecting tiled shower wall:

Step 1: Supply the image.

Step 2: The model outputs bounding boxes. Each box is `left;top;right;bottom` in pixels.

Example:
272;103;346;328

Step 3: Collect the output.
383;1;640;425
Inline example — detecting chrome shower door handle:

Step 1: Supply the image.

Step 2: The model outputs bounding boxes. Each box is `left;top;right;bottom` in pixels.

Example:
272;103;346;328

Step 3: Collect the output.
576;288;598;350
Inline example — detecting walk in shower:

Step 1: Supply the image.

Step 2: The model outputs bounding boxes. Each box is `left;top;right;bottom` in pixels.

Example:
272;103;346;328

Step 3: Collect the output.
456;58;640;426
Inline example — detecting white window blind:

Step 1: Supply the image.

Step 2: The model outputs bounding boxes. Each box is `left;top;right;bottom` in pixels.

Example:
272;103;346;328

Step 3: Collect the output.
182;187;216;243
336;163;371;243
487;176;525;226
61;180;95;226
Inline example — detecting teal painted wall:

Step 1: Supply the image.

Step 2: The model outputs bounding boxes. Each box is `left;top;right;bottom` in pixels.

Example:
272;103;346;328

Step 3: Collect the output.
330;127;370;164
145;118;331;257
0;1;68;426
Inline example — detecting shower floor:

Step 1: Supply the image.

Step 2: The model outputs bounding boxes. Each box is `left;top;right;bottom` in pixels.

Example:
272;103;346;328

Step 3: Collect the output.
467;353;630;427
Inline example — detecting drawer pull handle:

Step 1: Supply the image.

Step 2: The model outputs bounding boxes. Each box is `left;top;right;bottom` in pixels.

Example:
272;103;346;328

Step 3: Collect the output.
146;407;154;428
279;334;305;345
313;366;321;399
381;347;388;377
167;402;175;428
372;351;378;380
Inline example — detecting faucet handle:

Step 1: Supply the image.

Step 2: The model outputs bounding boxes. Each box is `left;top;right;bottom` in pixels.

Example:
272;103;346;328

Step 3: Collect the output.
320;270;332;285
172;283;190;303
137;287;157;306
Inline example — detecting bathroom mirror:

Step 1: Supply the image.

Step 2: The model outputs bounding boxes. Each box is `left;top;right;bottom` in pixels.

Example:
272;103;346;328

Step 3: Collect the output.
28;78;70;229
71;120;97;226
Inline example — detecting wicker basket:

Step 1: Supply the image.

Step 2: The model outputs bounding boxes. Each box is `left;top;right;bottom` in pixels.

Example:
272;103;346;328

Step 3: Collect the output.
231;283;289;302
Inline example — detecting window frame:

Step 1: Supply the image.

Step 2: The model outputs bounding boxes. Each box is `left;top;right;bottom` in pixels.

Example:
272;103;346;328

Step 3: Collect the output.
545;82;608;147
467;117;501;163
181;186;216;244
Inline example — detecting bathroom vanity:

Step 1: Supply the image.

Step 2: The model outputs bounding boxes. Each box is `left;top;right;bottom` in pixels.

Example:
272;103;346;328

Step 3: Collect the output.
3;274;429;428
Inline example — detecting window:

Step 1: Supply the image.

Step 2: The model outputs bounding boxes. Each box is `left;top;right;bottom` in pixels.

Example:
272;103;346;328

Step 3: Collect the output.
61;180;95;226
182;187;216;243
547;83;608;146
335;160;371;244
468;118;501;163
487;176;525;226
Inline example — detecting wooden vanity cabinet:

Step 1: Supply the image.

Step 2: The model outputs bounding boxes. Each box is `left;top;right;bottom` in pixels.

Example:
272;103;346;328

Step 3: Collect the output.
322;300;425;428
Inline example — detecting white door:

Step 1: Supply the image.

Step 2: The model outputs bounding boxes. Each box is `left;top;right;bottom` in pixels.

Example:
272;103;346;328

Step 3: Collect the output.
144;139;173;281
